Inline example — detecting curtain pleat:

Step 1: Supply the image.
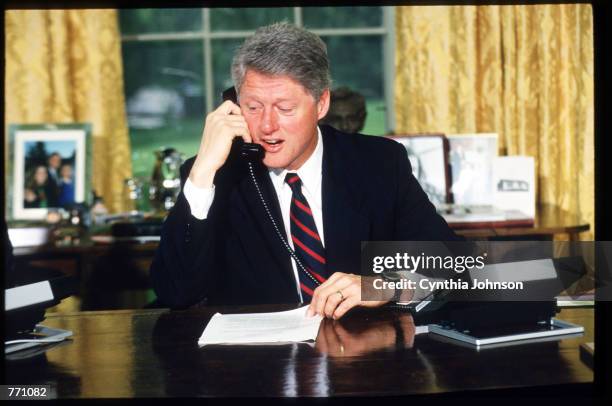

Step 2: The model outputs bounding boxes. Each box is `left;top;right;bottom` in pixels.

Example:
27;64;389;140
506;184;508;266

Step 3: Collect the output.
395;4;594;239
5;9;133;213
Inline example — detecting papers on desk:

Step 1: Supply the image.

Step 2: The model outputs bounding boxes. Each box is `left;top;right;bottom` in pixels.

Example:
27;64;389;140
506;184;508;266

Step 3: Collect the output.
198;306;323;346
438;204;534;228
5;325;72;355
556;293;595;307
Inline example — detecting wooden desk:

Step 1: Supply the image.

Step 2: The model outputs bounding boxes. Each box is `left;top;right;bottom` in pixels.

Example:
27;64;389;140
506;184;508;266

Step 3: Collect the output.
13;238;158;311
4;306;594;398
453;204;590;240
11;203;589;310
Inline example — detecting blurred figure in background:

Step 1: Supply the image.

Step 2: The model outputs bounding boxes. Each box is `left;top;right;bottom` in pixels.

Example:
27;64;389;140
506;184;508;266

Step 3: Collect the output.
319;86;367;134
46;152;62;206
58;163;76;207
24;165;49;208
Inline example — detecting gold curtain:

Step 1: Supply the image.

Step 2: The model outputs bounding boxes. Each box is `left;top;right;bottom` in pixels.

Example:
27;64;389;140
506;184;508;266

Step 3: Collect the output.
395;5;594;239
5;9;132;213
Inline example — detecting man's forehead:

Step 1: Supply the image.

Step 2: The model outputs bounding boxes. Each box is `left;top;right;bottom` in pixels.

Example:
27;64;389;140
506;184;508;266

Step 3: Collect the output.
239;70;317;102
242;70;301;88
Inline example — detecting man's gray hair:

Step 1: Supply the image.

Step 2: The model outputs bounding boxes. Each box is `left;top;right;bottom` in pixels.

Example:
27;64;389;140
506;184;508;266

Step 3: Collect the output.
231;22;331;101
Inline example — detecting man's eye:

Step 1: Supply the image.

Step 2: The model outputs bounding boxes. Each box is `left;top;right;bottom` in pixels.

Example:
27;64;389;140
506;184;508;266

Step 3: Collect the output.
278;107;293;113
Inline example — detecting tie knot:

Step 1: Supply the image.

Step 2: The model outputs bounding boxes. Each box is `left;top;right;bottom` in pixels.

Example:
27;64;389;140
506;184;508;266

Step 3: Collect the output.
285;173;302;191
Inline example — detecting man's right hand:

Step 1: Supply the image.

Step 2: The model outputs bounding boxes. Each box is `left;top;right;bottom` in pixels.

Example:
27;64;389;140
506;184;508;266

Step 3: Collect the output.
189;100;252;188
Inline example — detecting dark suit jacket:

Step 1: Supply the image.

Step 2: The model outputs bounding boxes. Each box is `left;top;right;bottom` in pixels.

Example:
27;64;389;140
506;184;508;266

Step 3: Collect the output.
150;125;461;308
45;168;60;207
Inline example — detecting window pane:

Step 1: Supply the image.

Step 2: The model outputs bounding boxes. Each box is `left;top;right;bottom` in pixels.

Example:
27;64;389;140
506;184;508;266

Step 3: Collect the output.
211;39;244;104
303;7;382;29
122;41;204;182
210;8;293;31
119;9;202;35
211;35;387;135
322;35;386;135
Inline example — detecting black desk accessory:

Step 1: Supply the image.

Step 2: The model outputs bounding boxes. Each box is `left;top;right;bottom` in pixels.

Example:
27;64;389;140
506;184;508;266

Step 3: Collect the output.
5;276;77;355
410;256;587;348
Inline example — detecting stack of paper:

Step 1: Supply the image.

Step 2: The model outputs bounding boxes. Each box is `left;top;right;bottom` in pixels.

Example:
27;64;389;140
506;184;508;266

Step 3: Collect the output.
198;306;323;346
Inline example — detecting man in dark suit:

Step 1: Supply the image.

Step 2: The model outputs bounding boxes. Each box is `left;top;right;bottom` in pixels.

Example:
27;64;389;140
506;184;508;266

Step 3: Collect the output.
46;152;62;207
150;23;460;319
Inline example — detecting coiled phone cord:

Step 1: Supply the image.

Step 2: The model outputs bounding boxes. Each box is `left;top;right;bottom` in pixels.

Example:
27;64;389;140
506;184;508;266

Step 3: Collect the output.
247;161;419;309
247;162;321;287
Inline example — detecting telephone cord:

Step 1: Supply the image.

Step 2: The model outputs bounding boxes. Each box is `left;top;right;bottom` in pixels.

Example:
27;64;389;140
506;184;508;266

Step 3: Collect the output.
247;162;321;287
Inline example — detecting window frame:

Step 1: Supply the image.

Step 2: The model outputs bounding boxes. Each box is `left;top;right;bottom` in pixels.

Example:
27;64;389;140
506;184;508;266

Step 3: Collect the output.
120;6;396;133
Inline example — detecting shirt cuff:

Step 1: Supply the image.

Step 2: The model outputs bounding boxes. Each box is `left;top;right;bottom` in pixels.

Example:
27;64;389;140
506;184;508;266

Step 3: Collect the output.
183;178;215;220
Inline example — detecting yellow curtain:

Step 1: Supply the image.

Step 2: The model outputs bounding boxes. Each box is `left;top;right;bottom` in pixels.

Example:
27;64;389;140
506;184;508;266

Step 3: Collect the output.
5;9;132;213
395;5;594;239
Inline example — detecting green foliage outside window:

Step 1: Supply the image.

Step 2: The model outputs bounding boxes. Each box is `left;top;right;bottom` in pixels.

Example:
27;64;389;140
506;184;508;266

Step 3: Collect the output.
119;8;202;34
120;7;390;192
302;7;382;28
210;8;294;31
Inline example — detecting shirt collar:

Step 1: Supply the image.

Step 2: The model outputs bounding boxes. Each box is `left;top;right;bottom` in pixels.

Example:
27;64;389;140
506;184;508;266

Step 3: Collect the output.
269;127;323;195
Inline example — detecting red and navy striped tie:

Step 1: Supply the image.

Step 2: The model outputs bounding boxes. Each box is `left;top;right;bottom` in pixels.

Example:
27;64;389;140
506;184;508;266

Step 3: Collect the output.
285;173;329;302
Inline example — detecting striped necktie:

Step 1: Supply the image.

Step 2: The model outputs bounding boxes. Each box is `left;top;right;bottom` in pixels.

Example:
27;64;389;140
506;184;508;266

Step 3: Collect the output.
285;173;329;302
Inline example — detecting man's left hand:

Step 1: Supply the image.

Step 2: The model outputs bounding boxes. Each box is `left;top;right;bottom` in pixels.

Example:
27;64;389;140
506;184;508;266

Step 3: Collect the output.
306;272;388;319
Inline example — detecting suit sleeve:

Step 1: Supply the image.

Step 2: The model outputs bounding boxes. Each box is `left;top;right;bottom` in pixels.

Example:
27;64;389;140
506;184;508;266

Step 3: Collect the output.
149;159;225;309
392;142;463;241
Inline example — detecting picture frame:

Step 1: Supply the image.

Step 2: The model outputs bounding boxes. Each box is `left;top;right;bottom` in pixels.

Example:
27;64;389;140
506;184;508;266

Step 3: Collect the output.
386;133;451;206
446;133;499;206
7;123;92;221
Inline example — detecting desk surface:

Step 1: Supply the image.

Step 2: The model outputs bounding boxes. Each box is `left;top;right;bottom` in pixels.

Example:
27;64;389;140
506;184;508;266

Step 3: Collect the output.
5;305;593;398
451;204;590;239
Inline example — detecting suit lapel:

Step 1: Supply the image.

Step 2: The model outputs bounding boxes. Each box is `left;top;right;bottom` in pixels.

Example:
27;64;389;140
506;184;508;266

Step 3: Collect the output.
321;130;370;274
235;127;370;286
237;161;296;286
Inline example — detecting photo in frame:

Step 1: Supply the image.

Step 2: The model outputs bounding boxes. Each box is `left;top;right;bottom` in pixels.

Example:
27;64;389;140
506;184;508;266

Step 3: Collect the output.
8;123;92;221
386;134;451;206
446;133;499;206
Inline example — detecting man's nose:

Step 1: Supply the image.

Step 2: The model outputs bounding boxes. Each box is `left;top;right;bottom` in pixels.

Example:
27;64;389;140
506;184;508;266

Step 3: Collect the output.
260;107;279;134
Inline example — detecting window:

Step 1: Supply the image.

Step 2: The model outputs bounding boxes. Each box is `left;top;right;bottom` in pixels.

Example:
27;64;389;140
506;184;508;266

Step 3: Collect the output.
120;7;395;184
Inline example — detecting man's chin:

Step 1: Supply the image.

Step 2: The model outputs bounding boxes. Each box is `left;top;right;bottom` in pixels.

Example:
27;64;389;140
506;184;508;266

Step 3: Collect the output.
262;154;289;170
263;159;287;170
263;153;304;171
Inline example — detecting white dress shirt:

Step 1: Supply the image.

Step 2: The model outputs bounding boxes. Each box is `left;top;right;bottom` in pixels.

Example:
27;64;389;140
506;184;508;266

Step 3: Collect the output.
184;127;325;301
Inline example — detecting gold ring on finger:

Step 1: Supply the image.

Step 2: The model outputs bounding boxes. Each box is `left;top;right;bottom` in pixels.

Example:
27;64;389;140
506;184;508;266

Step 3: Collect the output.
337;290;344;301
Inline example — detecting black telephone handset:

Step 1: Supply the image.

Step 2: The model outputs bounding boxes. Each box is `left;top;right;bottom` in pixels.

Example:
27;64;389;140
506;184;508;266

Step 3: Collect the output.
220;88;321;294
221;87;264;162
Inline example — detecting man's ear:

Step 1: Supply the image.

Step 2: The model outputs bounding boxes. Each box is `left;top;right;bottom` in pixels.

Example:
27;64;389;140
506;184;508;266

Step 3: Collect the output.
316;88;331;120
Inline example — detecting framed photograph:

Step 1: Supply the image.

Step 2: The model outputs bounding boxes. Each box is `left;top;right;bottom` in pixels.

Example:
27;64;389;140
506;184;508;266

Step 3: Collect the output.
493;156;536;218
446;133;498;206
386;133;451;206
8;123;92;221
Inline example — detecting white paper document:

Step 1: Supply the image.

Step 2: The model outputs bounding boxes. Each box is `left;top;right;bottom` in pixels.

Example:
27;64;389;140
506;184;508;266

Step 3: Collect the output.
198;306;323;346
